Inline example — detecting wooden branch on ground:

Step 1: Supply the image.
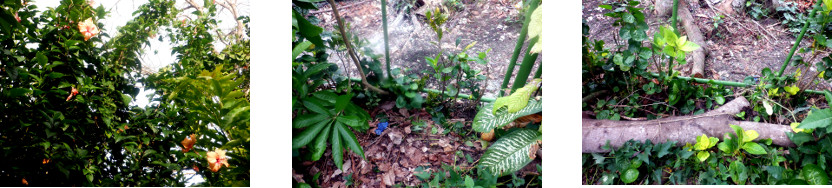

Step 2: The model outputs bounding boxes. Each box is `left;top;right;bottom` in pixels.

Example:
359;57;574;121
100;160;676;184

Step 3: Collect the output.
327;0;389;95
583;96;795;153
679;0;708;78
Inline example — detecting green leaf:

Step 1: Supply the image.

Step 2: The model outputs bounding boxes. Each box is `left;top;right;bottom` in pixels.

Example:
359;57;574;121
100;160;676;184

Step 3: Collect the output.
334;94;352;113
492;79;541;114
791;122;806;133
527;5;543;54
696;151;710;162
741;142;767;155
621;168;639;184
743;130;759;143
4;88;31;98
717;140;733;153
479;129;541;176
293;9;324;47
293;113;327;128
336;116;367;131
784;85;800;95
464;175;474;188
708;137;719;148
331;122;344;170
730;124;745;145
309;122;333;161
303;99;331;116
292;119;330;149
473;99;542;133
622;13;635;23
715;96;725;105
601;173;617;185
655;142;673;158
679;41;700;52
787;132;814;146
292;40;312;60
304;63;332;78
799;108;832;130
825;0;832;15
802;164;829;185
337;121;365;160
694;134;710;151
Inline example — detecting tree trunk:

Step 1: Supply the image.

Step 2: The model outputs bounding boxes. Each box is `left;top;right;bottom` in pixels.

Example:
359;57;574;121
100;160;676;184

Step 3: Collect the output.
582;96;795;153
656;0;675;18
680;1;708;78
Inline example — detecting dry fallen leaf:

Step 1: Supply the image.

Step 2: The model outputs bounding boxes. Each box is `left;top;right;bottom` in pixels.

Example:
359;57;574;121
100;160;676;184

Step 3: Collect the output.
399;108;410;117
382;171;396;186
529;143;540;159
481;129;495;142
388;131;403;145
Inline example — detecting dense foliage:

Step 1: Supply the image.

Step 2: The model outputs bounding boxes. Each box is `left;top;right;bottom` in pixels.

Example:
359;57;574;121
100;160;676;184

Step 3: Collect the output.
0;0;249;186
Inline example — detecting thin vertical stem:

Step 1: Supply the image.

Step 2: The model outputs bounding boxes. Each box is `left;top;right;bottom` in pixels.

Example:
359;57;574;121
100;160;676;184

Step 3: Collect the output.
510;37;540;93
500;0;540;96
382;0;391;79
533;63;541;79
779;4;820;77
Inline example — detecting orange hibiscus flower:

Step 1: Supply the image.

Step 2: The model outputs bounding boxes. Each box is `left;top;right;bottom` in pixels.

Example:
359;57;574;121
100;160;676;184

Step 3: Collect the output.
77;18;99;41
205;148;230;172
66;87;78;101
180;134;196;153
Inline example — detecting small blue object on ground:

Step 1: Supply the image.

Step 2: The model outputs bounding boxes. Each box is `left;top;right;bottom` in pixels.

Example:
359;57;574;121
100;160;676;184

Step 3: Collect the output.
375;122;388;135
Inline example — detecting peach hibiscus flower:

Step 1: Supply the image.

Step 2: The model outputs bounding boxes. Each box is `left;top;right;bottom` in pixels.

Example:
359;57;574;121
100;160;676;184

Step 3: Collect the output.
180;134;196;153
205;148;230;172
77;18;99;41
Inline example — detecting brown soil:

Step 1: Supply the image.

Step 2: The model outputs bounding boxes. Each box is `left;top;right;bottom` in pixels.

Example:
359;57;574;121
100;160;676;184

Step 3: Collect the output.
582;0;831;91
313;0;542;99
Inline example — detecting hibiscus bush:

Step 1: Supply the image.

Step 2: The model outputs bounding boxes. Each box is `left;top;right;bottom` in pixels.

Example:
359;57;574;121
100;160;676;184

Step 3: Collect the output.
0;0;248;186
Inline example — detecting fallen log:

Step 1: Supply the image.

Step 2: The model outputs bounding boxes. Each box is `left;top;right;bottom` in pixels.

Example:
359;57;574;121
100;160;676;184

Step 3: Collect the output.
582;96;795;153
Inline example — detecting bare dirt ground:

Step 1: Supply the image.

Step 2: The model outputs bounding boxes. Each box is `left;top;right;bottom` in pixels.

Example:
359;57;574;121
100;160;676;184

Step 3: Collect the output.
582;0;831;91
312;0;541;99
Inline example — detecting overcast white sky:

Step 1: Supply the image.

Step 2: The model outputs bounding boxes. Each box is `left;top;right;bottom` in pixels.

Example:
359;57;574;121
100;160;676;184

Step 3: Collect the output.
33;0;249;186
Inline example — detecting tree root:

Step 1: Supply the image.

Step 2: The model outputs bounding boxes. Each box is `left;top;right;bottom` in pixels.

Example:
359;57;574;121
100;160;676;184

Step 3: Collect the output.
583;96;795;153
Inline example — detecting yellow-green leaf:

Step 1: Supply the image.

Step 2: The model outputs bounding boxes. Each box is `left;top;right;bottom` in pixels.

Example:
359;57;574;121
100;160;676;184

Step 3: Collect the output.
743;130;759;143
791;122;806;133
694;134;710;151
679;41;700;52
527;5;543;54
784;86;800;95
492;79;542;114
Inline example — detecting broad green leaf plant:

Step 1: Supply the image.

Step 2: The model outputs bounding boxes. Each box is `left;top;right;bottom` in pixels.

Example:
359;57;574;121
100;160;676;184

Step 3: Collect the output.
473;79;542;176
292;92;370;170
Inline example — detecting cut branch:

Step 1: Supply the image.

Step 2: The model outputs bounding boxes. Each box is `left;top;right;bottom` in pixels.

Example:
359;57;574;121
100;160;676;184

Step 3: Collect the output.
582;96;795;153
679;0;707;78
326;0;389;95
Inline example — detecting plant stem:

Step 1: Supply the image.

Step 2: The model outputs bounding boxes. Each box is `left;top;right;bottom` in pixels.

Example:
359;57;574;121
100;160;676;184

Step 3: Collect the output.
327;0;389;95
779;4;820;77
646;72;827;94
672;0;679;31
509;37;540;93
668;0;679;79
500;0;541;97
533;63;541;79
382;0;391;80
